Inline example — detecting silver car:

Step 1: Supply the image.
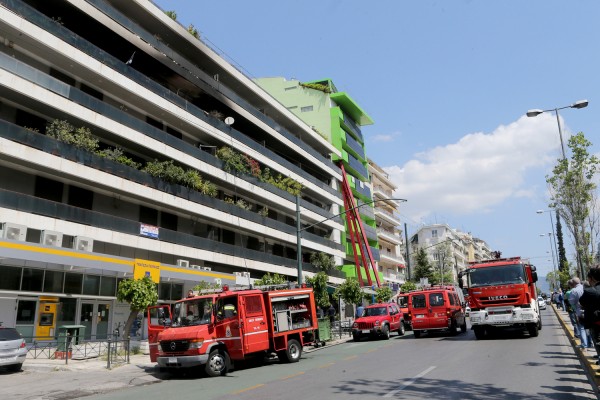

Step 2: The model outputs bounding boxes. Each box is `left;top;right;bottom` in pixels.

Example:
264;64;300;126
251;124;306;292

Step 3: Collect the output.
0;327;27;372
537;296;547;310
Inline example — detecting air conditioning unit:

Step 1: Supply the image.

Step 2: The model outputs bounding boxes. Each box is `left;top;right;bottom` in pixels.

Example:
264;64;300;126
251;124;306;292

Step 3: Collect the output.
200;266;212;271
41;230;63;247
241;272;250;278
214;278;222;286
190;265;201;270
234;272;243;277
74;236;94;252
1;223;27;241
176;259;189;268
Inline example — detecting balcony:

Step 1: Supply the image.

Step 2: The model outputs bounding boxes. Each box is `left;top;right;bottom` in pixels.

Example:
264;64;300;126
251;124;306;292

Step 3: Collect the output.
343;129;364;158
380;252;406;266
347;154;369;181
340;111;363;142
376;228;403;245
374;208;401;226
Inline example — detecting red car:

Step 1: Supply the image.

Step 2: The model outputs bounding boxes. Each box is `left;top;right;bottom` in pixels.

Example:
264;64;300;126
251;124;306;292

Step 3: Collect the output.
352;303;405;341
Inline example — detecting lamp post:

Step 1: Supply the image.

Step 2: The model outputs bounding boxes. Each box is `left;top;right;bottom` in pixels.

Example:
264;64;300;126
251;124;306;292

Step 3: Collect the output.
526;99;588;160
540;233;559;290
295;195;407;284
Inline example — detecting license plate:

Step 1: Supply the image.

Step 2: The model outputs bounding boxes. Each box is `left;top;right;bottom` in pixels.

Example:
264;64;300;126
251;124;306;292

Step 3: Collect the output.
168;357;177;364
361;330;370;334
415;314;425;318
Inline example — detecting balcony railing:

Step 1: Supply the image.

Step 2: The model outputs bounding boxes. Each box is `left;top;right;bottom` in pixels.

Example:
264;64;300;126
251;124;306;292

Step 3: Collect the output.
343;133;364;159
347;154;368;181
341;111;363;142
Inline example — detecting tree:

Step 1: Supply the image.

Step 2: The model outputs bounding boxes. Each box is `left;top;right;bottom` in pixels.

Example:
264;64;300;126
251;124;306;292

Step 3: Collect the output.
432;243;454;285
116;276;158;340
253;272;287;286
333;278;363;306
546;132;599;278
310;252;335;273
412;247;434;284
400;281;417;293
556;212;568;272
375;286;393;303
192;280;221;292
305;272;330;309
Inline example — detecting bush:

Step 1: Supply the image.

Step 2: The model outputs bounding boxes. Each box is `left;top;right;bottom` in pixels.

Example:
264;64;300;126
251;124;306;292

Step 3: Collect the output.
46;120;99;153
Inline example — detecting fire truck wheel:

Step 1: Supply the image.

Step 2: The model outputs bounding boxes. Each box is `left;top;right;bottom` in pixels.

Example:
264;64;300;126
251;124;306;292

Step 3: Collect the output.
538;317;542;331
460;320;467;333
278;339;302;363
528;323;539;337
205;348;230;377
473;326;485;340
398;322;405;336
382;324;390;340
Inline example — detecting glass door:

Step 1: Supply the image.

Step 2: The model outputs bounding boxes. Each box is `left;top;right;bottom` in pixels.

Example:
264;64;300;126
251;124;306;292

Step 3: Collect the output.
79;301;112;340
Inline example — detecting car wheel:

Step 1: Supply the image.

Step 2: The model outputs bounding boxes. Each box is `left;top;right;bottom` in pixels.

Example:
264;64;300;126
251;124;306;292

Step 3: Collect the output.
278;339;302;363
382;324;390;340
352;332;361;342
528;323;539;337
7;363;22;372
538;317;542;331
398;322;405;336
205;348;230;377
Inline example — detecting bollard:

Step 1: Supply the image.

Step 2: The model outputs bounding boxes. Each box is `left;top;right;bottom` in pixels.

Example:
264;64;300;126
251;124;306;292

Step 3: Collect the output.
65;333;71;365
107;338;111;369
127;336;131;364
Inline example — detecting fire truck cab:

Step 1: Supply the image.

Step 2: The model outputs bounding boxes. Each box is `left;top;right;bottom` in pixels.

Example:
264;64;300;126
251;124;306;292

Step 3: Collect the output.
147;284;318;377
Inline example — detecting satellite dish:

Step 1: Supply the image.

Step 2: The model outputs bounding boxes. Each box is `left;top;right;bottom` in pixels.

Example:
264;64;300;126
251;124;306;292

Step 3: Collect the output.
225;117;235;125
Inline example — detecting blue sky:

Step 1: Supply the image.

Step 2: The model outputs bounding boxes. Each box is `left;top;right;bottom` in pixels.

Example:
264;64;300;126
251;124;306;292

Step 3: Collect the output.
154;0;599;279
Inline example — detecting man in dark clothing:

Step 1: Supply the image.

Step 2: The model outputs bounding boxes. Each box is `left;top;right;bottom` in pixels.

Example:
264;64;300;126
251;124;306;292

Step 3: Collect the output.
328;304;336;324
580;266;600;359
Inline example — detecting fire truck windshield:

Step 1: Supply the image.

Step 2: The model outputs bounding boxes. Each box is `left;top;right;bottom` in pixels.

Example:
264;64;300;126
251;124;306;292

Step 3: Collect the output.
468;264;526;287
172;299;214;327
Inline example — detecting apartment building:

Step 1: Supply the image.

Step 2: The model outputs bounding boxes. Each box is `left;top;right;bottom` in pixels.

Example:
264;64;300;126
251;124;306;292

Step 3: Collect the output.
0;0;346;339
255;77;381;284
368;159;406;288
410;224;492;283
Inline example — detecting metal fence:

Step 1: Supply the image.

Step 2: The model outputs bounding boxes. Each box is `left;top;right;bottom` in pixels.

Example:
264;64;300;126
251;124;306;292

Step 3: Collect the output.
24;335;131;369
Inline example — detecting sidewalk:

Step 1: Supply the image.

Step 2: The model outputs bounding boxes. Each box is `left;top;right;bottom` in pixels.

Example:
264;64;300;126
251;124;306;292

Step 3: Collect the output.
552;304;600;389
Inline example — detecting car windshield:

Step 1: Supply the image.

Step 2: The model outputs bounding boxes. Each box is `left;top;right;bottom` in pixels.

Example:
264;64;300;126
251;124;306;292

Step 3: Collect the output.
172;298;214;327
0;328;22;340
364;307;388;317
468;264;526;287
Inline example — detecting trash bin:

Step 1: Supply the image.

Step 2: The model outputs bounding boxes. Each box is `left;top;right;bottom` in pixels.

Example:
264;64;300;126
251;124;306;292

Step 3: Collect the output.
55;325;86;358
317;318;331;344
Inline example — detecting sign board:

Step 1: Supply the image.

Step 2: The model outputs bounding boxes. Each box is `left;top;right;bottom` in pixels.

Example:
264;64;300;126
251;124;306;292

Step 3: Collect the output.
140;223;159;239
134;259;160;283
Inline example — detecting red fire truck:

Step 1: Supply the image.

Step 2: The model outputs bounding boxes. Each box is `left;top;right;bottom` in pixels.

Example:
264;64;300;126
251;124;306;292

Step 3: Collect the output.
459;257;541;339
147;284;318;377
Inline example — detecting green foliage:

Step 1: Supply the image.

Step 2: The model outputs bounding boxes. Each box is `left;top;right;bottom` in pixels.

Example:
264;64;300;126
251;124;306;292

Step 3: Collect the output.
142;160;217;197
299;82;331;93
375;286;393;303
310;252;335;273
224;196;251;210
258;207;269;217
253;272;287;286
216;146;250;174
97;147;141;169
412;247;434;283
334;278;363;305
116;276;158;312
46;120;99;153
400;281;417;293
192;281;221;291
187;24;199;39
165;10;177;20
305;272;330;309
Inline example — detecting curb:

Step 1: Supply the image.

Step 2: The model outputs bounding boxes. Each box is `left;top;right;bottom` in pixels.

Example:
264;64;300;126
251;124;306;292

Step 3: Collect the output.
305;337;350;353
552;304;600;392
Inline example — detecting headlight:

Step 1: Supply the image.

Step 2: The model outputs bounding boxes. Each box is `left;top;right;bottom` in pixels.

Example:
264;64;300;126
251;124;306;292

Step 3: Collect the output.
374;320;380;326
471;316;481;322
521;313;533;320
352;322;358;328
189;339;204;349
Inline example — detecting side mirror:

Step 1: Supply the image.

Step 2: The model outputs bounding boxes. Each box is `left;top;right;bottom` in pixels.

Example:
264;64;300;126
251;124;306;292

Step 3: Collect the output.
531;271;538;283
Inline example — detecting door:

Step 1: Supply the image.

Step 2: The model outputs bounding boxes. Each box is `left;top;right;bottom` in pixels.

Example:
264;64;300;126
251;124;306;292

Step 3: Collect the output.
215;295;243;359
409;294;427;330
80;301;112;339
428;292;447;329
147;305;171;362
389;304;401;330
240;294;269;353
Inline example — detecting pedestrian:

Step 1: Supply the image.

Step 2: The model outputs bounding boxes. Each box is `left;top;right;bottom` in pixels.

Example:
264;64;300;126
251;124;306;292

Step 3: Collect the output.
328;304;336;324
568;277;593;350
557;289;564;310
186;289;195;298
316;306;324;319
579;266;600;360
356;303;365;319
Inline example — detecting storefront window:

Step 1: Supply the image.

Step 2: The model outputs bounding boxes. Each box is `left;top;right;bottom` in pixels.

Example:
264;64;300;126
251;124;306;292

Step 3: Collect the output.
100;276;116;296
58;298;77;326
83;275;100;295
21;268;44;292
0;266;21;290
64;273;82;294
43;270;64;293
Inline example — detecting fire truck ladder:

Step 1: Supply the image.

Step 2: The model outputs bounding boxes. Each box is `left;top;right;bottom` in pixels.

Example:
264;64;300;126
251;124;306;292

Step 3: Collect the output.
339;164;381;288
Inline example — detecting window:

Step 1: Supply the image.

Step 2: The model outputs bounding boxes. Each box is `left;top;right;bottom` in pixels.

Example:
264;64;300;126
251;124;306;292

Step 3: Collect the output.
300;105;313;112
21;268;44;292
83;275;100;295
431;230;438;238
100;276;116;297
44;270;64;293
429;293;444;307
244;295;263;316
64;273;83;294
412;295;426;308
0;266;22;290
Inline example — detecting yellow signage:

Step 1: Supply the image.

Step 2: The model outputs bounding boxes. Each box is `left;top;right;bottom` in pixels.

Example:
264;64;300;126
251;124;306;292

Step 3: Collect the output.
133;259;161;283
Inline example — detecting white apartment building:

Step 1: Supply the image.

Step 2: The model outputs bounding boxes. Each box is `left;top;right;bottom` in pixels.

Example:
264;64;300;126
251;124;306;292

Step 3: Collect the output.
0;0;346;340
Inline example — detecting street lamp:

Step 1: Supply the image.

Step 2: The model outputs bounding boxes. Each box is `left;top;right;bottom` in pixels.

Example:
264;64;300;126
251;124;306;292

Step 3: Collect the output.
526;100;588;160
540;233;558;290
295;195;407;284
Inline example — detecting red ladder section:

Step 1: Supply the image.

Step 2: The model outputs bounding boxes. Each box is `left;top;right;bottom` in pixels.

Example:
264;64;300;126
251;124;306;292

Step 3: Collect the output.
339;164;381;287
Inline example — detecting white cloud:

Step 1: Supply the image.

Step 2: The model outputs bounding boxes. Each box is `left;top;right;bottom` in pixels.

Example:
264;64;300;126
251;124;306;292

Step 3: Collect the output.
372;131;401;143
384;114;562;220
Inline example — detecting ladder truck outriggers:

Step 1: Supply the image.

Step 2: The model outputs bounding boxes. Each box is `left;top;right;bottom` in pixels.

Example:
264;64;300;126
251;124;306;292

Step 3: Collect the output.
458;256;541;339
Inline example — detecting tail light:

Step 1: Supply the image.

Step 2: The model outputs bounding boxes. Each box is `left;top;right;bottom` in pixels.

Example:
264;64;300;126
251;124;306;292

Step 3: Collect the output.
446;308;451;317
20;340;26;349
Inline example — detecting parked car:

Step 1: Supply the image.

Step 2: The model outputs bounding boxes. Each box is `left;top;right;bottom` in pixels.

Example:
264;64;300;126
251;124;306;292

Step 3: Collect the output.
0;327;27;372
408;285;467;338
538;296;547;310
352;303;405;341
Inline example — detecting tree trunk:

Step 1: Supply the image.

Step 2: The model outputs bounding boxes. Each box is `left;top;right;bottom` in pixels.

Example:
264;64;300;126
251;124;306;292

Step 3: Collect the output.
122;309;139;342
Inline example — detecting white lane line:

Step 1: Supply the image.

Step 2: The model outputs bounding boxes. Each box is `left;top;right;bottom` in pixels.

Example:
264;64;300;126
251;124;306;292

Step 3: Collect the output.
383;366;436;397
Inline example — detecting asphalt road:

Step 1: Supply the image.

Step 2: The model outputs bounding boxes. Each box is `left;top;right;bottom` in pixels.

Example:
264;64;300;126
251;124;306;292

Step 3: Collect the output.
2;307;597;400
86;307;596;400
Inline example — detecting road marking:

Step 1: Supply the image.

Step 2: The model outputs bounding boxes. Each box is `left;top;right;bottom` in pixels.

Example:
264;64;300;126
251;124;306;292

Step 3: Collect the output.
318;362;336;369
343;355;358;361
233;384;264;394
383;366;436;397
281;372;305;380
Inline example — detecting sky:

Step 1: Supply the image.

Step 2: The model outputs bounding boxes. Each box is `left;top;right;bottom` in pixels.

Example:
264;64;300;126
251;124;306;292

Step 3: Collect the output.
153;0;599;279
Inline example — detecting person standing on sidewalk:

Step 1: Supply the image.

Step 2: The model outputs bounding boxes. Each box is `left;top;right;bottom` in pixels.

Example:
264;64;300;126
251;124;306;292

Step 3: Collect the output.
568;277;592;350
580;266;600;359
